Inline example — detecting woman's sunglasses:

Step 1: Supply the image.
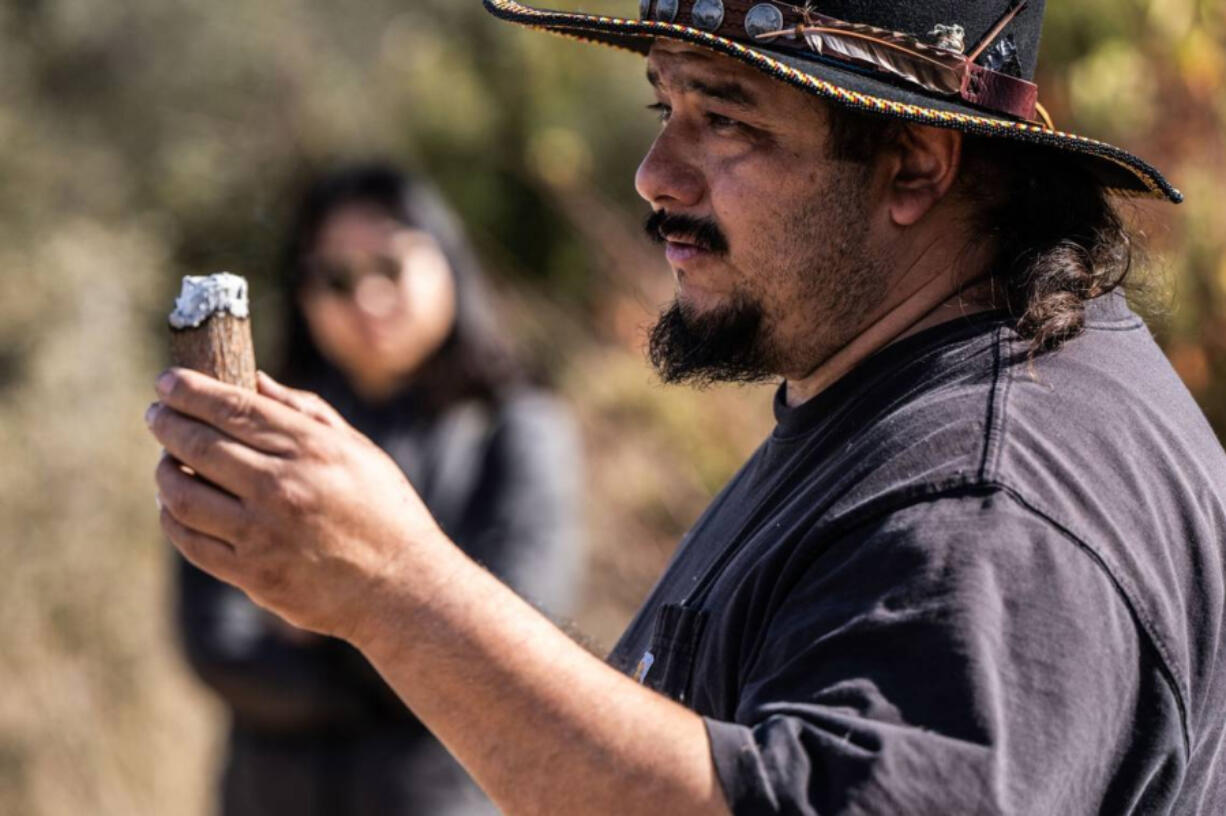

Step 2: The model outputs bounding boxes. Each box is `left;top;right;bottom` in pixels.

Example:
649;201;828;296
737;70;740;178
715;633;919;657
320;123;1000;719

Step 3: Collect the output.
301;252;402;297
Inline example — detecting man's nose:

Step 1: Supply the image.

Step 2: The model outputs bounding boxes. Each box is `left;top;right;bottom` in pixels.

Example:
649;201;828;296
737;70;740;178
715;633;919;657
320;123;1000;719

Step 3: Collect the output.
635;129;704;209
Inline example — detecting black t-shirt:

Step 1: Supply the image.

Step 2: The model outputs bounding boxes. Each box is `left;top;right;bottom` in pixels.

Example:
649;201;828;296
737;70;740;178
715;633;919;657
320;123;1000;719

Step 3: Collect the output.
609;294;1226;815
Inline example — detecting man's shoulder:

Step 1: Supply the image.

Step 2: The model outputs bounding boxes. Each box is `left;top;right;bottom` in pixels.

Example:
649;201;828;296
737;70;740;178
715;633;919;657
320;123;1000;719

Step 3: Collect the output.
812;298;1226;755
822;297;1225;519
984;298;1226;546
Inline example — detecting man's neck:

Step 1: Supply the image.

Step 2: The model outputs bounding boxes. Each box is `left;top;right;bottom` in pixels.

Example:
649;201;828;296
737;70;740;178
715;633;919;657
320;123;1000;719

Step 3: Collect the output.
784;266;998;408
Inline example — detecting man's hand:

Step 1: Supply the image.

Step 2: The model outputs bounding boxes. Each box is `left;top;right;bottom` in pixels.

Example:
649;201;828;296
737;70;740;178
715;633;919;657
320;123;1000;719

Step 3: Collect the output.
147;368;447;641
145;367;728;816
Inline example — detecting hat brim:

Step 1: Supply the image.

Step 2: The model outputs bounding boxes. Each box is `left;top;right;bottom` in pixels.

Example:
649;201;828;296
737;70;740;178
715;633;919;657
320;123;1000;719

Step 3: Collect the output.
484;0;1182;203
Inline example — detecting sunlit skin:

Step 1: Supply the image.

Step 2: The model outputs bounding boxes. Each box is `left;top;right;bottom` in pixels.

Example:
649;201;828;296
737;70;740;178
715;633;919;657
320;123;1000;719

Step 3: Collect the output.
299;203;457;402
146;41;998;816
640;41;995;404
638;43;876;328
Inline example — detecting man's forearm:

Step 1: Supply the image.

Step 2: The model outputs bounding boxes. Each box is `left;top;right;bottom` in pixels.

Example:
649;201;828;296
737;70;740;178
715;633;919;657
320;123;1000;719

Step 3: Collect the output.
147;369;730;813
350;531;731;816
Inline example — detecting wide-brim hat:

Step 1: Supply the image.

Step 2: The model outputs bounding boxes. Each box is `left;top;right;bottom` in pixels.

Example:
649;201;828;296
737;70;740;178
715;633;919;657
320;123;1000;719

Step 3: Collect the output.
483;0;1181;203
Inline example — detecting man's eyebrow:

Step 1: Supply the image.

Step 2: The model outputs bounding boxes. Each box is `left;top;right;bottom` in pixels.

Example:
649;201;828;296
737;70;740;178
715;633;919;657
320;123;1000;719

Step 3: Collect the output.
646;67;758;108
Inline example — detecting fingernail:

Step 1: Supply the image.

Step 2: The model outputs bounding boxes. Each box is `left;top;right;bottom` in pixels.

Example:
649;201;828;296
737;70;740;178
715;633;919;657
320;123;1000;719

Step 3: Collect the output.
144;403;159;427
156;371;175;397
155;493;163;511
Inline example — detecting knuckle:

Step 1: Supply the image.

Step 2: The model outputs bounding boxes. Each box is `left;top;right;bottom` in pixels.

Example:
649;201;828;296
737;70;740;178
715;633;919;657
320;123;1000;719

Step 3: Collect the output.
294;426;332;463
274;478;313;515
306;393;330;414
161;482;189;518
148;406;166;435
250;465;281;503
303;430;335;461
151;406;178;441
185;425;213;462
154;457;173;491
219;390;253;426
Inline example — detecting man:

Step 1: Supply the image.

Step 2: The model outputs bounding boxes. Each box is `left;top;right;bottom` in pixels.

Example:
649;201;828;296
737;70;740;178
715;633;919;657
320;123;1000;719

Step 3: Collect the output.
146;0;1225;813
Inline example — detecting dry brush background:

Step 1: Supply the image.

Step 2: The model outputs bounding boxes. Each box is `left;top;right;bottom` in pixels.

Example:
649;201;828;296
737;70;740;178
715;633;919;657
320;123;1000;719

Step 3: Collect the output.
0;1;1222;813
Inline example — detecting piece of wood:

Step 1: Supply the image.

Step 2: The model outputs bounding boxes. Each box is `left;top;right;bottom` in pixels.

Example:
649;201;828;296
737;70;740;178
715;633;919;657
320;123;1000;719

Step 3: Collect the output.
169;313;257;391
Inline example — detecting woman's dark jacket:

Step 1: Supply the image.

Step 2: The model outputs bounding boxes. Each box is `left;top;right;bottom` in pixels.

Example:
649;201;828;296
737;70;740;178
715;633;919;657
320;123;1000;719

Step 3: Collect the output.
176;372;584;815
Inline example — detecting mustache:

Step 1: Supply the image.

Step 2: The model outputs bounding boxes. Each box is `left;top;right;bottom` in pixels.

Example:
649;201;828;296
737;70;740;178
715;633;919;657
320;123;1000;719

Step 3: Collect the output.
644;210;730;256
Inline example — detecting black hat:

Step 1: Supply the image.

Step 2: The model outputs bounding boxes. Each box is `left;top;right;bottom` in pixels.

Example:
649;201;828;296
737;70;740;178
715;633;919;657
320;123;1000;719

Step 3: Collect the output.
484;0;1181;203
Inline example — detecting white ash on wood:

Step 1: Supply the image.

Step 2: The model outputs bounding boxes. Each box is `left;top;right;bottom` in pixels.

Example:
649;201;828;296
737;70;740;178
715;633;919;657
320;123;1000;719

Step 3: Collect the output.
168;273;257;391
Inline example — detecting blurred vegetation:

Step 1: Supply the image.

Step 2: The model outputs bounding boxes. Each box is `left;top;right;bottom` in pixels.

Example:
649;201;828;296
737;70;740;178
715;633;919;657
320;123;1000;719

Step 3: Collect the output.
0;0;1222;813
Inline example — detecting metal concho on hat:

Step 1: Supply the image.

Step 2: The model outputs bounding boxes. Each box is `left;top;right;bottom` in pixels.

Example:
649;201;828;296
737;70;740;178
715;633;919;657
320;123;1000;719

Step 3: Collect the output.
744;3;784;43
642;1;784;39
641;0;679;22
690;0;724;31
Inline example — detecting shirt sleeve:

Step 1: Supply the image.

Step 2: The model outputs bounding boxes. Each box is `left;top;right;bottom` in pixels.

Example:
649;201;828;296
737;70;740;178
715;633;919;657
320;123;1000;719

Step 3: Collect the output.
455;391;586;619
704;490;1184;815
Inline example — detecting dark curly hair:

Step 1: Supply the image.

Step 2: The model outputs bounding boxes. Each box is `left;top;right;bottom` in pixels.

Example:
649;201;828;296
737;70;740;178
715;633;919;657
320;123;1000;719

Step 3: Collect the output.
825;107;1134;355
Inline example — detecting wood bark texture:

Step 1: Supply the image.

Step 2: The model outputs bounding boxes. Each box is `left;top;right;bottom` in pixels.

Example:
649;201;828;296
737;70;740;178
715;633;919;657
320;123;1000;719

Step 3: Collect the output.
169;314;257;391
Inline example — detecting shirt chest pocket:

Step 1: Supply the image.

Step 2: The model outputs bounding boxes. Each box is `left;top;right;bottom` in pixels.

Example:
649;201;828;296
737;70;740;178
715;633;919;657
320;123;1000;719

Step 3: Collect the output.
634;603;709;706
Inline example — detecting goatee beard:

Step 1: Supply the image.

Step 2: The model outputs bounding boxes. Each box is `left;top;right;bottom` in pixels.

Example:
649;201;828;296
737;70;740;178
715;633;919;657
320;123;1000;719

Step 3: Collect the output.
647;295;779;387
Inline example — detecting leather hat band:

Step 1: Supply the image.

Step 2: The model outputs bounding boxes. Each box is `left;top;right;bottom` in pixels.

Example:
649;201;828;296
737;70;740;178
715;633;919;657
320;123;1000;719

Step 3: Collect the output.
641;0;1040;122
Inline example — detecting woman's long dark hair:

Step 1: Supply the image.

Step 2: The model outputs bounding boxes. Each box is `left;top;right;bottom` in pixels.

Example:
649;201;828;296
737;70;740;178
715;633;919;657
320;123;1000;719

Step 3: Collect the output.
279;162;523;413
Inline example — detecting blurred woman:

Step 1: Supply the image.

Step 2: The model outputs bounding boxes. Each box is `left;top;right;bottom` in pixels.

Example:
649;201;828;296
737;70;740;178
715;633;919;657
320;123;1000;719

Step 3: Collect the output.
176;163;584;816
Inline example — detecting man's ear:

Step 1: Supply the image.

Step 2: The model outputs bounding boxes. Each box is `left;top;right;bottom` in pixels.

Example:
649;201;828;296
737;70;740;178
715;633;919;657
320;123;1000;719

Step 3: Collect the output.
883;124;962;227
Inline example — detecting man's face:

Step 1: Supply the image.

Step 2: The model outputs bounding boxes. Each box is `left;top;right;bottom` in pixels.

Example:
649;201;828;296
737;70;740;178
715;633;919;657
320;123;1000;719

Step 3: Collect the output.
637;41;891;385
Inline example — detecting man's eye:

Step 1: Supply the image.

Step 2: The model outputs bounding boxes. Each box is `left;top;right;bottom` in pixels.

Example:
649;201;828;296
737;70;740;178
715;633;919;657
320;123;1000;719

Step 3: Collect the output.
646;102;671;123
706;113;743;132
